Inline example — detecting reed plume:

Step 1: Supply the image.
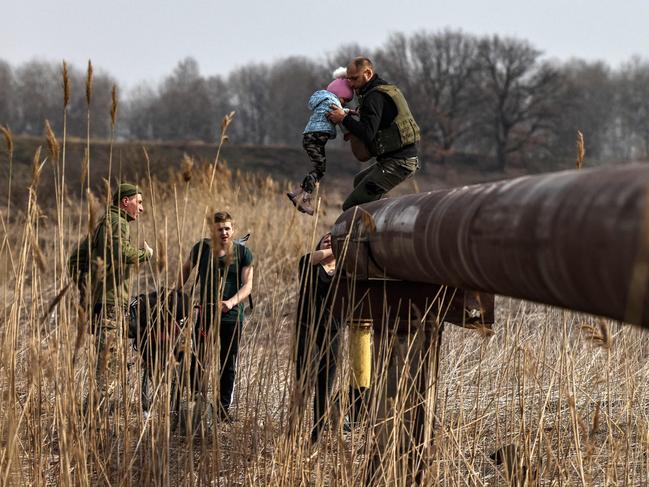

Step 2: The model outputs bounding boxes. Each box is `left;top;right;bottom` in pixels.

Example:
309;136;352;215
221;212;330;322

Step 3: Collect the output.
79;148;89;189
111;84;118;128
85;60;93;106
1;125;14;218
86;188;102;235
62;61;70;109
181;153;194;182
219;110;236;144
30;146;44;189
576;130;585;169
44;120;60;163
0;125;13;158
209;111;236;190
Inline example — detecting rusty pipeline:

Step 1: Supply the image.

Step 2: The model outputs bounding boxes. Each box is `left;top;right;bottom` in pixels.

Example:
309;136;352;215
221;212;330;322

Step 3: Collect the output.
331;163;649;327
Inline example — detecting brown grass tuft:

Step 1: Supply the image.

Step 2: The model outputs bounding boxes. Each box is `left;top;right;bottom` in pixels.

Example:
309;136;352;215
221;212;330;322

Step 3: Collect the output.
220;111;236;143
156;231;167;273
469;323;495;338
30;146;43;188
86;188;102;235
101;177;112;206
0;124;13;158
181;153;194;182
581;319;612;349
39;282;71;325
576;130;585;169
73;305;88;365
44;120;60;163
590;401;601;439
30;234;47;273
80;148;89;188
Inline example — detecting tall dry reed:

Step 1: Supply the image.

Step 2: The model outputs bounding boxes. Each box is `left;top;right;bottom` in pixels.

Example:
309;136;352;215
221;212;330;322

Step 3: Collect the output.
2;79;649;487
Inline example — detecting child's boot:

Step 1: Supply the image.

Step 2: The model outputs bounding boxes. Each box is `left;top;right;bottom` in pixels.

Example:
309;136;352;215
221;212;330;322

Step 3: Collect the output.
296;191;314;216
287;188;304;208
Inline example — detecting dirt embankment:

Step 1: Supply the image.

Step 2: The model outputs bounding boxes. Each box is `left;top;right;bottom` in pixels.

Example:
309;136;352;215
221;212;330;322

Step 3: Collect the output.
1;135;573;211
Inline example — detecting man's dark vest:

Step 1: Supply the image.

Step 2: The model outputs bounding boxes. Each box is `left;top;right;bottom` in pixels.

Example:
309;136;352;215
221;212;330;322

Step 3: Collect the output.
359;84;421;156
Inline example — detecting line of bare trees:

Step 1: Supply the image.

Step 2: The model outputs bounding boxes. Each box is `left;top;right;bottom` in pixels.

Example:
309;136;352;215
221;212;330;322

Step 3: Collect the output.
2;30;649;170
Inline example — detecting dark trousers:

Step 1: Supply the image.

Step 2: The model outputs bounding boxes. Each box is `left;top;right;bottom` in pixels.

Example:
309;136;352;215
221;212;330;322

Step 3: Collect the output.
301;132;330;193
216;320;240;409
187;306;242;411
342;155;419;210
294;319;340;441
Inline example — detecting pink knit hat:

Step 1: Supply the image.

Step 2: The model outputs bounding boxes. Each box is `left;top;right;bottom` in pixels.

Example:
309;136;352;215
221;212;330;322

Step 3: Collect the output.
326;78;353;101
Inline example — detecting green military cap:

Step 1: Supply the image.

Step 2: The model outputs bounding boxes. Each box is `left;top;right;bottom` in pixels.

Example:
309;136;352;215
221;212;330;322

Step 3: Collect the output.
112;183;141;204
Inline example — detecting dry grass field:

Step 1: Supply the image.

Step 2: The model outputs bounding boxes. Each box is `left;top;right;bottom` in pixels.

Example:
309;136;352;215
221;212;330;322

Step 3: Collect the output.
2;96;649;485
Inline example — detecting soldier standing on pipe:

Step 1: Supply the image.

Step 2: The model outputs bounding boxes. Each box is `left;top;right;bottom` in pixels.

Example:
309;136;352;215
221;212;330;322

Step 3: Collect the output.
327;56;421;210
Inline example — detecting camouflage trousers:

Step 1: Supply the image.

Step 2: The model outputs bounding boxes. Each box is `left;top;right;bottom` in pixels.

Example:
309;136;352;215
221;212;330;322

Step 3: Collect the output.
342;155;419;211
88;307;127;415
301;132;330;193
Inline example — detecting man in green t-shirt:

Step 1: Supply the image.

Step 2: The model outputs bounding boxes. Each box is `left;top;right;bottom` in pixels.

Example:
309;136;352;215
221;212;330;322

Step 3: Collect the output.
177;211;253;421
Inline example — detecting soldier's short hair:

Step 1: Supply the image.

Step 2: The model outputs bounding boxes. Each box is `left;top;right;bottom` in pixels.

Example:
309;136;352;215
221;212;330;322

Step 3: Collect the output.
350;57;374;71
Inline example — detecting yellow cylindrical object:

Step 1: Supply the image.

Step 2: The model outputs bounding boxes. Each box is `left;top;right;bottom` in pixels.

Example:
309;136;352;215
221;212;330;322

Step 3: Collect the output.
349;319;372;389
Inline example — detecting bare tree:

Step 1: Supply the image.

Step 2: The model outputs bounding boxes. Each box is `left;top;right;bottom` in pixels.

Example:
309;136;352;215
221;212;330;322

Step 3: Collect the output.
374;33;414;95
616;57;649;160
408;30;481;163
153;57;214;141
228;63;271;145
14;60;61;135
475;36;566;170
0;59;15;128
554;60;614;160
11;60;117;138
265;56;328;146
124;83;157;140
325;43;373;72
205;74;235;141
66;64;118;139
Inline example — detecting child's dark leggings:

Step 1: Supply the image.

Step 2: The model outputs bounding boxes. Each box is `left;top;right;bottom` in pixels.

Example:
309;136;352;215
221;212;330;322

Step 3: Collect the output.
301;132;330;193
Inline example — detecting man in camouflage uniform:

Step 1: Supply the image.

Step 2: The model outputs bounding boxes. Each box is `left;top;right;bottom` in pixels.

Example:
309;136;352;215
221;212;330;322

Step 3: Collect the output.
87;183;152;415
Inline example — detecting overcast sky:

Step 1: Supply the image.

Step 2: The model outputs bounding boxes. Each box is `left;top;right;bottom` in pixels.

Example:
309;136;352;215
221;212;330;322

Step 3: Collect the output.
3;0;649;90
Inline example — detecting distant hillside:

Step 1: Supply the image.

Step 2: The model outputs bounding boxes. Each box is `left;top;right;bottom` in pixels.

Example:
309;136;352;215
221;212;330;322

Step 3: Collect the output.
0;135;600;211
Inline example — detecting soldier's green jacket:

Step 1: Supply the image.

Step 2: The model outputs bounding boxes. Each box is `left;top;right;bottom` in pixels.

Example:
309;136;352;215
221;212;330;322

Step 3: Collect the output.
91;206;150;310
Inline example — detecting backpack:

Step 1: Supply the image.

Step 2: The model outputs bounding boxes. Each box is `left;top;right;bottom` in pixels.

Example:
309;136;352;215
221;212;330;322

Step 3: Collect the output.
67;236;91;286
67;216;107;301
128;288;192;348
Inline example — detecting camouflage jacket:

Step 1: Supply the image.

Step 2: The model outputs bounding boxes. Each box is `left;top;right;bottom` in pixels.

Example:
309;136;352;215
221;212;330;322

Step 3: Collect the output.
91;206;150;310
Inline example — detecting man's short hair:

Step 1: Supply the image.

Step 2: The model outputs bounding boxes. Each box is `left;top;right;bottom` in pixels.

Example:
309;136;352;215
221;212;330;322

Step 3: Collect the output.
213;211;233;224
350;57;374;71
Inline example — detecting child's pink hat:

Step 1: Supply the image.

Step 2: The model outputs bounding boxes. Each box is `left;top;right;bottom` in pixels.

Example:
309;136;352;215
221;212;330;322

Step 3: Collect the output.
326;67;353;100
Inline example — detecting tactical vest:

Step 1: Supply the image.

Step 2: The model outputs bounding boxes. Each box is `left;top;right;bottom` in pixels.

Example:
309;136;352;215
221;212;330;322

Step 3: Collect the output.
359;84;420;156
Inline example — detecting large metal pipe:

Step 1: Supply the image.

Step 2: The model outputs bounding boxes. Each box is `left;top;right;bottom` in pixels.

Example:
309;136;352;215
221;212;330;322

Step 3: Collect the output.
331;164;649;327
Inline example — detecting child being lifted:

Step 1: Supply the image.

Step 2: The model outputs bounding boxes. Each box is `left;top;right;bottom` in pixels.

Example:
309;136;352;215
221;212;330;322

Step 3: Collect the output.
287;68;353;216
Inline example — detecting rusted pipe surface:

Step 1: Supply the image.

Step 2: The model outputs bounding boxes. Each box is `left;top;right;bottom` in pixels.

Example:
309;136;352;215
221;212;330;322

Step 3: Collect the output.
331;164;649;327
